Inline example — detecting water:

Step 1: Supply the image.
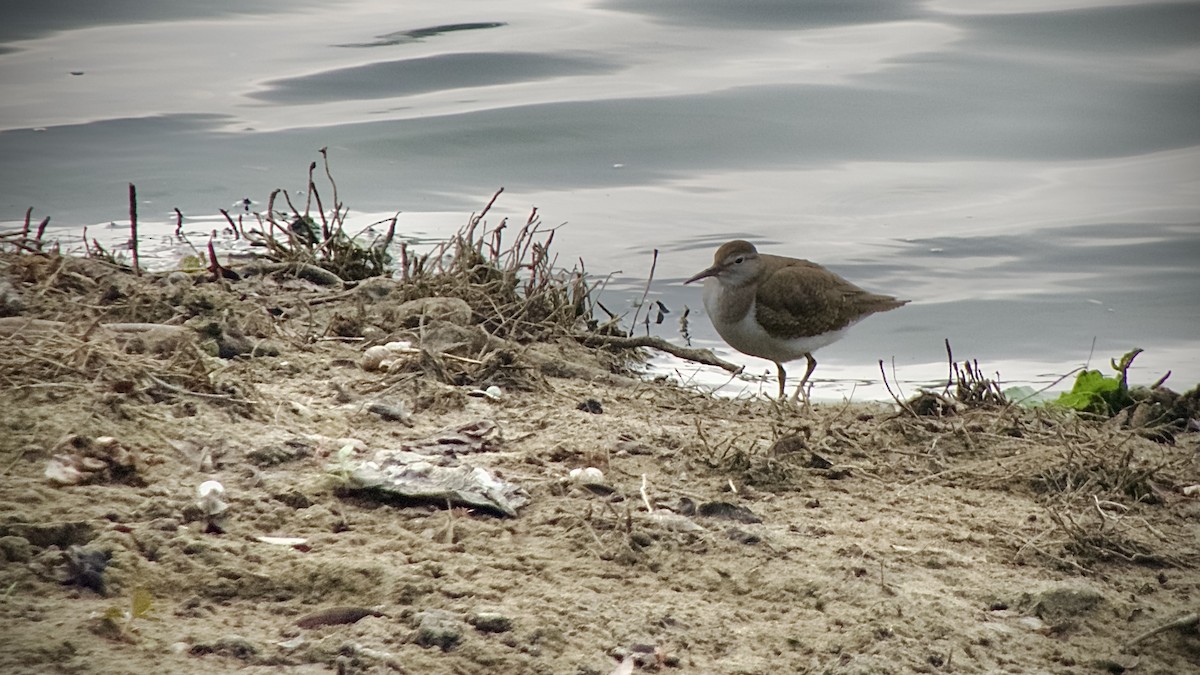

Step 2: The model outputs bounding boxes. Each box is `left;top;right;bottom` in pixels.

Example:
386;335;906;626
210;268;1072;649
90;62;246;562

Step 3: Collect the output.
2;0;1198;399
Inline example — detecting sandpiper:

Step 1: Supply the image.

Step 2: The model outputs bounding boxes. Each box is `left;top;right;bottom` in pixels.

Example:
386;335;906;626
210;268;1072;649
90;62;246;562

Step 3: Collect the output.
685;240;907;401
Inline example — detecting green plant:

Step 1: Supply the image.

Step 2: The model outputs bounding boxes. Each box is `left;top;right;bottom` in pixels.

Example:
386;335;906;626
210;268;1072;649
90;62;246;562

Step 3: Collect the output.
325;443;362;483
1054;348;1142;415
97;588;156;640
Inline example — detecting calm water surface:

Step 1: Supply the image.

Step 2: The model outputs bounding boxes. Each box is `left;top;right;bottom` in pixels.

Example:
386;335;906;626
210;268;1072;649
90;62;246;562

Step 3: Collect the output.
2;0;1197;398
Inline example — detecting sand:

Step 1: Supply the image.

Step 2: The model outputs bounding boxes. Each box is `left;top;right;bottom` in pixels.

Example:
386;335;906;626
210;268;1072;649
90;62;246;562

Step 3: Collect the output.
0;251;1197;674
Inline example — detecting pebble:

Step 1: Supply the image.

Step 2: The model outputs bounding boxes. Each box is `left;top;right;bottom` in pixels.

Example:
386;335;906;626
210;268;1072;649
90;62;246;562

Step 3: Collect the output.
1024;586;1105;623
414;609;463;650
469;610;514;633
0;535;32;563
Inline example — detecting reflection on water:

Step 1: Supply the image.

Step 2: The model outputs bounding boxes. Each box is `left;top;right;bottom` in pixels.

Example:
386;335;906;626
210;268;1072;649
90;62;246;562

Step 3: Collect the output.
1;0;1197;396
336;22;507;49
251;52;618;104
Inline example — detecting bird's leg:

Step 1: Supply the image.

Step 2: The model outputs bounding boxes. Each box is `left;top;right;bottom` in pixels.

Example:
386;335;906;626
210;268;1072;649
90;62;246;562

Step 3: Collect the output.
775;362;788;400
790;353;818;404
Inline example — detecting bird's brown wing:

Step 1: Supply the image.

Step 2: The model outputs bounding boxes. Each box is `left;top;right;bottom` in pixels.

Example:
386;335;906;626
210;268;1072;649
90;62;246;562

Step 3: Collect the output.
755;261;906;339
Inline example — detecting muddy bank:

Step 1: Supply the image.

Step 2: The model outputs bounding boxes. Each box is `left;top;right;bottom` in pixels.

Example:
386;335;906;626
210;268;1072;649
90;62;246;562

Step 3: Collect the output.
0;250;1197;674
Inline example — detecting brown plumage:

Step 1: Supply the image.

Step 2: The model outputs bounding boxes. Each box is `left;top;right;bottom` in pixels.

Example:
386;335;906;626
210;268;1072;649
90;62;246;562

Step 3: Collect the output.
752;253;906;339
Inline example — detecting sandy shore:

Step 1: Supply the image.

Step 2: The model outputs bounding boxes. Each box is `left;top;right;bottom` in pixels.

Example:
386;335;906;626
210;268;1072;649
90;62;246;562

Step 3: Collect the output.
0;250;1197;674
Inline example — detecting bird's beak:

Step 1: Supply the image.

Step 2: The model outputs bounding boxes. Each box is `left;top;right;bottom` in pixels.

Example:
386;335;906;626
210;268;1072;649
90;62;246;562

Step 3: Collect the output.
684;263;722;285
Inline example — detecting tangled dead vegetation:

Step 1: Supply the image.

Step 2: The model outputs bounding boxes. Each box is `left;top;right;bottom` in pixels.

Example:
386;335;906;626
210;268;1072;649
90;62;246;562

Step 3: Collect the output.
206;154;610;344
883;340;1015;417
0;251;270;419
0;316;228;404
389;190;602;342
215;148;396;283
676;363;1200;578
0;166;642;412
876;345;1200;574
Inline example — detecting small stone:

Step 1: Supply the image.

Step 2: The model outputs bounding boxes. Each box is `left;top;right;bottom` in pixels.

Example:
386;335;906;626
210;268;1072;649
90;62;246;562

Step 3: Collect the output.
768;435;807;455
468;385;504;400
361;345;392;371
246;439;312;467
0;535;32;563
64;545;110;594
726;527;761;545
577;399;603;414
0;279;25;316
44;458;85;485
393;297;472;327
213;326;254;359
696;501;761;524
273;490;314;510
190;634;259;660
414;609;463;650
469;610;513;633
1017;616;1047;632
569;467;605;485
367;400;412;424
1023;587;1105;626
629;532;653;548
0;521;95;549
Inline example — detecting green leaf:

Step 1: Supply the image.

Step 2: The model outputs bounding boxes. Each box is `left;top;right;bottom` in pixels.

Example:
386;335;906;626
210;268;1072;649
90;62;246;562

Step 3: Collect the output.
1003;385;1047;407
1054;369;1127;415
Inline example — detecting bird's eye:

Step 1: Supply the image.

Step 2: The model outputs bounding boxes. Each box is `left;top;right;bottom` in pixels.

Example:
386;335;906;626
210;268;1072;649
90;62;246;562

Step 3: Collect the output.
734;256;744;264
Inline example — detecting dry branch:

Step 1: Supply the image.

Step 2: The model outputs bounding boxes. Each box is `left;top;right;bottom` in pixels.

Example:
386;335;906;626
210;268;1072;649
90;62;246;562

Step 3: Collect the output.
574;334;742;374
1123;612;1199;651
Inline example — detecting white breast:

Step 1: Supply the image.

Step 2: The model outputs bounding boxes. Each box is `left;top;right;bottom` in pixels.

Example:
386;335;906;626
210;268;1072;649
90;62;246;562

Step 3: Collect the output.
702;277;849;364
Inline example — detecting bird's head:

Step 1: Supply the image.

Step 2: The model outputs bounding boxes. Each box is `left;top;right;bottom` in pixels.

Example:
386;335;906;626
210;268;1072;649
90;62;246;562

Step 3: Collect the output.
684;240;762;288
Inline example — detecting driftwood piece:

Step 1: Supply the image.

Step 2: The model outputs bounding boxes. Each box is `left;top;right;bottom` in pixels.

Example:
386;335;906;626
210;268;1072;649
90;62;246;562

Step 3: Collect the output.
238;261;344;286
0;317;188;341
296;606;384;629
0;317;65;338
1123;612;1199;651
574;333;742;374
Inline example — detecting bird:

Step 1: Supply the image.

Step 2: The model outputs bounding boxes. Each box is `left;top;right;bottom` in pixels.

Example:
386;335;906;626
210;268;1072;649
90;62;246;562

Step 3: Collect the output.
685;240;907;402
